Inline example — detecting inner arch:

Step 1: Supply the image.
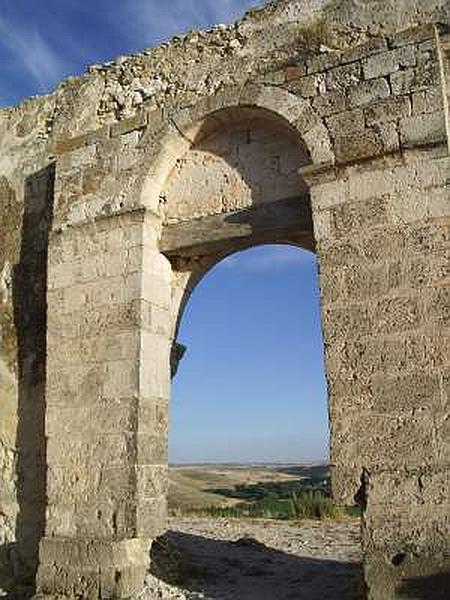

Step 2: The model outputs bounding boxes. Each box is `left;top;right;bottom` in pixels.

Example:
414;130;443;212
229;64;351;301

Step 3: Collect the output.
161;107;311;224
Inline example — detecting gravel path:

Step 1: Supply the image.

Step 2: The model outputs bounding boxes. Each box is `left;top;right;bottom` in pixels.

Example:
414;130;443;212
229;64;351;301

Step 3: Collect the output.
138;516;364;600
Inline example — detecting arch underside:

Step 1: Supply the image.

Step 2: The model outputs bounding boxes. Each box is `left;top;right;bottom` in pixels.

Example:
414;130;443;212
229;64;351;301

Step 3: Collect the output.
159;106;315;259
160;195;315;259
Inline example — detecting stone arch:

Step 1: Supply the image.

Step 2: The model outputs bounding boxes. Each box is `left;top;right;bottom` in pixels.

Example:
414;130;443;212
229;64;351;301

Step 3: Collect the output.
139;83;333;213
19;12;449;599
149;99;322;343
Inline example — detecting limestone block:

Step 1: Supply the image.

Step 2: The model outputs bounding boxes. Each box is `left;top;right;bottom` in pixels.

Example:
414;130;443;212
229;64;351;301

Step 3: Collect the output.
357;228;406;263
49;331;140;367
137;496;167;538
140;332;171;399
110;110;148;137
312;89;346;116
47;464;135;506
137;434;168;465
46;398;138;435
425;287;450;328
340;412;439;471
261;69;285;85
311;178;348;210
373;121;400;152
47;300;144;342
389;68;416;95
365;467;449;508
362;46;416;80
317;237;360;269
45;495;136;539
306;51;340;74
397;45;418;68
83;275;143;312
342;263;390;300
348;77;391;108
333;128;384;163
38;538;148;598
330;196;388;237
322;304;372;344
340;37;388;65
138;398;169;436
391;62;441;96
37;564;101;598
389;24;436;48
334;332;449;378
363;50;400;79
46;359;140;406
371;370;441;413
396;252;450;289
326;62;361;92
412;87;444;114
292;102;321;133
311;208;334;242
365;503;449;552
301;124;334;165
387;187;449;224
287;73;319;97
326;107;365;135
146;303;171;336
371;294;421;335
137;465;169;497
46;432;136;470
364;96;411;125
399;111;447;147
59;143;97;171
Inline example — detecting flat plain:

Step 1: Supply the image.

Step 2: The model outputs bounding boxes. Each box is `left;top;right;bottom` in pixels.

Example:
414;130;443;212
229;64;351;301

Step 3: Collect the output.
168;463;331;513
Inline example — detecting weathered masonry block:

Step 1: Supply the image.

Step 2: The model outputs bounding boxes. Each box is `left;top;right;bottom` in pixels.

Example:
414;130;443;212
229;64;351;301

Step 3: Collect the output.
38;210;171;597
0;1;449;599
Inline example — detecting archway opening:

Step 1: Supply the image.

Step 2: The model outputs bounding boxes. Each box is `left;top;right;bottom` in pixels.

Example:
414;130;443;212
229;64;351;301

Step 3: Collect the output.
148;244;363;598
170;243;328;466
149;101;362;597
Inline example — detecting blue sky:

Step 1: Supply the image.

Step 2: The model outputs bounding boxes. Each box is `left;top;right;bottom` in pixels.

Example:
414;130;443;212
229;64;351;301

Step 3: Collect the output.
0;1;329;463
0;0;264;107
171;245;329;463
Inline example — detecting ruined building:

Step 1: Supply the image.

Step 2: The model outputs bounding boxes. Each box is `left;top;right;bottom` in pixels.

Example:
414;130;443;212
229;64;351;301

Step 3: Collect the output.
0;0;449;598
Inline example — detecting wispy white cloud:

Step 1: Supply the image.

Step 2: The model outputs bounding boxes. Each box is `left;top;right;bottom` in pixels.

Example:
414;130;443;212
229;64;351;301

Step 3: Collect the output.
0;15;68;92
121;0;263;46
219;245;315;272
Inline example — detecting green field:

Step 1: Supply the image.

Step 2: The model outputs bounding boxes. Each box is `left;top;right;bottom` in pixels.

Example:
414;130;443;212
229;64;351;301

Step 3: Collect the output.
168;464;360;521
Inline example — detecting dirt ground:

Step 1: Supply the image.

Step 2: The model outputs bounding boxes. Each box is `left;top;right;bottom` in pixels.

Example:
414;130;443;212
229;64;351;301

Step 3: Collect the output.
138;516;364;600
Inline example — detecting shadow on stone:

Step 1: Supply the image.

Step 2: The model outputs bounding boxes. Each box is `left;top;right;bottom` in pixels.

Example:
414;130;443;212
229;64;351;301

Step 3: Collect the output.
396;571;450;599
151;530;365;599
0;165;55;599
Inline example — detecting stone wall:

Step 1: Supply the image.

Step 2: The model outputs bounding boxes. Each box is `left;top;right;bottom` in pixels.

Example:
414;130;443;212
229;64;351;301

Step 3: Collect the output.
0;1;449;598
310;149;450;597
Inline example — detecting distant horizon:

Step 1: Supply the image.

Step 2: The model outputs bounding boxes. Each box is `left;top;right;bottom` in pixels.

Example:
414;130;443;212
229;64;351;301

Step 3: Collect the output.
169;459;330;467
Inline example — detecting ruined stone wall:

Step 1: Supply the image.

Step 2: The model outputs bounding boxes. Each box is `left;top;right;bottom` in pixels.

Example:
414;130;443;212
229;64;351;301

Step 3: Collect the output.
311;148;450;596
0;0;449;597
0;97;58;588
